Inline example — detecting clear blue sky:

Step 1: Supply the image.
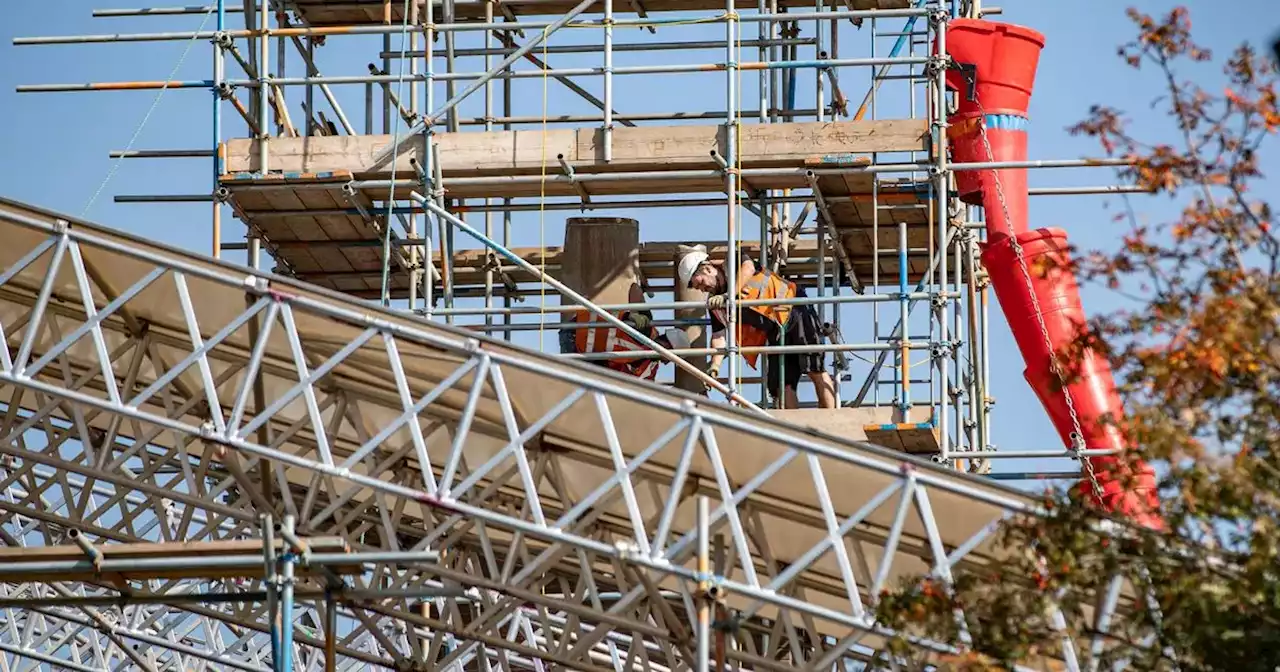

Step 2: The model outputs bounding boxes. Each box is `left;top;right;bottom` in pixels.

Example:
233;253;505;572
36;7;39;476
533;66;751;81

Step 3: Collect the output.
0;1;1275;480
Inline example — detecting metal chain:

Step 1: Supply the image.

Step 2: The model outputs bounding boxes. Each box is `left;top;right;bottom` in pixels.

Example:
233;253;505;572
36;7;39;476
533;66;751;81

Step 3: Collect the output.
969;100;1106;504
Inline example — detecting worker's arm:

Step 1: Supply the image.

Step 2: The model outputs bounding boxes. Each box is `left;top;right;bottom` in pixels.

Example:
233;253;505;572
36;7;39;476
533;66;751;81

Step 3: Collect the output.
708;330;727;378
706;304;728;376
735;258;757;294
621;283;654;332
707;258;758;310
620;310;653;332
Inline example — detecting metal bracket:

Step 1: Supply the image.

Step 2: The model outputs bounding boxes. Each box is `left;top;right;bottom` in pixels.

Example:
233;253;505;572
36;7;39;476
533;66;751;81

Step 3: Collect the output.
557;154;592;210
710;149;730;174
1067;432;1088;458
409;157;428;183
484;253;522;303
948;62;979;102
628;0;657;34
822;322;850;373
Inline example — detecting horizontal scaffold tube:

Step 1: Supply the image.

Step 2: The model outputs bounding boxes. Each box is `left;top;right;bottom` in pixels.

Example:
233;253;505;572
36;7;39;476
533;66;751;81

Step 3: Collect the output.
0;549;439;578
94;5;247;16
121;182;1143;209
570;341;928;361
15;7;929;45
257;160;1130;187
381;37;818;59
17;80;214;92
215;56;926;87
432;291;950;316
478;319;711;332
110;148;215;158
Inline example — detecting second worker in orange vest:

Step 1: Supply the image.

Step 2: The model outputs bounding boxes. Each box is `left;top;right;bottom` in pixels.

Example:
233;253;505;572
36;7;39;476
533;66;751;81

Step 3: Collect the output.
677;251;837;409
570;282;693;382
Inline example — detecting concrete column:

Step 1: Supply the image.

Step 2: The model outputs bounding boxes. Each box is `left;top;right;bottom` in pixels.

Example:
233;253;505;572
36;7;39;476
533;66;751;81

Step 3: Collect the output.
673;244;709;395
558;217;641;354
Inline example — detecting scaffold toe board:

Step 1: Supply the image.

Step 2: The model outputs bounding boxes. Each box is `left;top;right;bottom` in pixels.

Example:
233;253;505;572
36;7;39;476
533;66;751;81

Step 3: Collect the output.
0;195;1032;670
286;0;913;25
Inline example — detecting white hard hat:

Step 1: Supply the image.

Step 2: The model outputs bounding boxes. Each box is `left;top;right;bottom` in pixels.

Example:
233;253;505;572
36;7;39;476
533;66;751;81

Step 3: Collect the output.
663;328;692;351
677;248;710;289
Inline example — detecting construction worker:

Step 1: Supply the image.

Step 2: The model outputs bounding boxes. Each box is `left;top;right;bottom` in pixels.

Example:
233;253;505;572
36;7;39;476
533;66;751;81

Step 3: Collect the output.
677;250;837;409
570;283;692;382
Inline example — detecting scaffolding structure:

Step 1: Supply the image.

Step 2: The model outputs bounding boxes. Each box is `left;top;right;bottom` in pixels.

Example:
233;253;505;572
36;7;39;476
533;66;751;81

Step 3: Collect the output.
3;0;1147;669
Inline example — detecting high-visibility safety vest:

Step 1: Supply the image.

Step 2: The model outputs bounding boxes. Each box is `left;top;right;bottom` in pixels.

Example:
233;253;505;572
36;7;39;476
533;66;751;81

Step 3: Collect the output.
573;310;661;381
709;271;797;368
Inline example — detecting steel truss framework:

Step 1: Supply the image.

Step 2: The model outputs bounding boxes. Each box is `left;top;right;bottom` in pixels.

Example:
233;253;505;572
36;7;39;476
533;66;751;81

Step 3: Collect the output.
0;198;1154;670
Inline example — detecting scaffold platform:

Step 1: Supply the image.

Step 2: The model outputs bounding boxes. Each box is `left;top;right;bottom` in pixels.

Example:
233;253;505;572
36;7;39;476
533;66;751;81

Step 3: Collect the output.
219;121;936;296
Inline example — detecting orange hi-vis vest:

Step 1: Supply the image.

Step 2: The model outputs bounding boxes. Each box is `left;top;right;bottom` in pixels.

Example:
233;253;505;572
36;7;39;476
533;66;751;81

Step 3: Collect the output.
573;310;661;381
709;271;797;368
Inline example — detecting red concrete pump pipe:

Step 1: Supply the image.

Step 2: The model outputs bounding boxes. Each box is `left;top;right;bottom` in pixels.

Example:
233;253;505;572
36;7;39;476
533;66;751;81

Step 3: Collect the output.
940;19;1162;528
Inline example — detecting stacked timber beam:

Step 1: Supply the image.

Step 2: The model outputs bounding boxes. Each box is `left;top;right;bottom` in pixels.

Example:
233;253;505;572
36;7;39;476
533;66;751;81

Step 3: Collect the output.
221;120;929;195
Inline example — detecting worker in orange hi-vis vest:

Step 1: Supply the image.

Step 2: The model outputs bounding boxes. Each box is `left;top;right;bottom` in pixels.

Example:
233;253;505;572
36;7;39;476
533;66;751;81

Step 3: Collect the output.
572;283;693;382
677;250;836;409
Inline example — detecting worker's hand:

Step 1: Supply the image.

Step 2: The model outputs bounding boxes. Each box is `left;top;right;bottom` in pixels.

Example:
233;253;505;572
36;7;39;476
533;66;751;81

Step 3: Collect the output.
706;360;722;381
706;293;729;310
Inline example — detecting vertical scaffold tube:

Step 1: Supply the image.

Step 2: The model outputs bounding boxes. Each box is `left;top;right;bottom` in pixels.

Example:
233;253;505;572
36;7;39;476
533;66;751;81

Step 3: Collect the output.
724;0;740;396
279;515;297;672
213;0;225;259
940;19;1162;527
932;9;950;461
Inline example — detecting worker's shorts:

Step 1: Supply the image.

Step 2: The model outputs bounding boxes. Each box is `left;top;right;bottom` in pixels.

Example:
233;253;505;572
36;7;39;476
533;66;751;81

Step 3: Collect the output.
765;303;825;398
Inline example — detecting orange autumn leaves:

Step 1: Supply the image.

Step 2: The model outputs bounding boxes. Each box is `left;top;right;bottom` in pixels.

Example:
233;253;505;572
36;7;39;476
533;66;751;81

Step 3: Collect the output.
872;7;1280;670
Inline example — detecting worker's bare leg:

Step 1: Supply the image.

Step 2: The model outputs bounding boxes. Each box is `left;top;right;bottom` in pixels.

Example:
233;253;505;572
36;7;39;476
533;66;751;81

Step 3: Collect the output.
808;371;837;409
781;385;801;409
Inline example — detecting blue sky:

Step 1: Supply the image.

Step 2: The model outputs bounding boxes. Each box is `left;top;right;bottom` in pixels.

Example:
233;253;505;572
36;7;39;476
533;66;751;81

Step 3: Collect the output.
0;1;1275;482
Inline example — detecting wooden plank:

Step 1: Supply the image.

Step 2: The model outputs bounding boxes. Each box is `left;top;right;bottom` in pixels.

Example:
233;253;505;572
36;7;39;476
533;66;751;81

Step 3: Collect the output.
897;425;942;453
223;120;930;178
768;407;898;443
862;406;940;455
864;426;907;452
864;424;941;454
